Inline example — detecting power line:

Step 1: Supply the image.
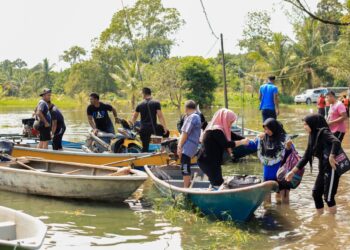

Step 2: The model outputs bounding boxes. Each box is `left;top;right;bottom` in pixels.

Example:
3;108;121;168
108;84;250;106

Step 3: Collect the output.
205;38;219;57
199;0;219;39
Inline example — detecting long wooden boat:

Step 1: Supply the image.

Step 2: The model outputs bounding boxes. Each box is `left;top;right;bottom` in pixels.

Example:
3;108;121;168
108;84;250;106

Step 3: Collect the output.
12;145;170;167
145;165;278;221
0;158;148;201
0;206;47;250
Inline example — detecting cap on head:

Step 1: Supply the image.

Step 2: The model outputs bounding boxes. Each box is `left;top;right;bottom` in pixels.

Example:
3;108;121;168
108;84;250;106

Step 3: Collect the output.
39;88;51;97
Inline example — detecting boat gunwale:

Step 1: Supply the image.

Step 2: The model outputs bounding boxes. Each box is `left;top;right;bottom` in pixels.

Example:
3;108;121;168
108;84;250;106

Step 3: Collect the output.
144;165;278;195
0;206;47;249
13;145;167;158
0;160;148;181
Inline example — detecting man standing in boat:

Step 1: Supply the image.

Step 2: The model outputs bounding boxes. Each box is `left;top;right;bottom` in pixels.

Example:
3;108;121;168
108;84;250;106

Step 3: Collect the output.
259;76;279;122
48;101;66;150
131;87;169;152
87;93;120;139
34;88;52;149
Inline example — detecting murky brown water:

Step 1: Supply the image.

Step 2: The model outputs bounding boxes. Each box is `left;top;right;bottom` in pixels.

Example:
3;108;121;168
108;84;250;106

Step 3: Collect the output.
0;104;350;249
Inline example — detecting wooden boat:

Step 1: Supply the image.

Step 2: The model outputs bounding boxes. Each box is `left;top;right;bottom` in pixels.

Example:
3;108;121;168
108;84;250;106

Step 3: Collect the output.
145;165;278;221
0;158;148;201
12;145;170;167
0;206;46;250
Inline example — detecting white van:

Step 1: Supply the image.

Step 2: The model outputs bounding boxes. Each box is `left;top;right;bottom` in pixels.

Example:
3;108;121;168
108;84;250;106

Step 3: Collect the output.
294;88;328;105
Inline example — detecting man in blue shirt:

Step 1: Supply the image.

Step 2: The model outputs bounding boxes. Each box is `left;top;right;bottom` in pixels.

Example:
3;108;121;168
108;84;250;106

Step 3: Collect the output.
259;76;279;122
177;100;201;188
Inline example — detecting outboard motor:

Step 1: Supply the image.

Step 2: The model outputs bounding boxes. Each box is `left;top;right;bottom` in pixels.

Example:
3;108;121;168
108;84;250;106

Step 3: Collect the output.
161;138;179;161
22;118;39;138
0;140;14;162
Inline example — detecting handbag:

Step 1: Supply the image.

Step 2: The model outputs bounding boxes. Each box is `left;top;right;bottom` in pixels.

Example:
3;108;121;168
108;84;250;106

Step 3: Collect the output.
334;148;350;176
276;148;304;189
317;128;350;176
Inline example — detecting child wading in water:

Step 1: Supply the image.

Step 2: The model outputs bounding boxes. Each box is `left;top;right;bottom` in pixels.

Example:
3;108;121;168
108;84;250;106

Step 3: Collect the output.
286;114;341;215
249;118;293;203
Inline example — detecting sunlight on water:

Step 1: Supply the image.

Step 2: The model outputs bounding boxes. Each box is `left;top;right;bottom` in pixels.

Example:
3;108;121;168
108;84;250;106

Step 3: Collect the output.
1;105;350;249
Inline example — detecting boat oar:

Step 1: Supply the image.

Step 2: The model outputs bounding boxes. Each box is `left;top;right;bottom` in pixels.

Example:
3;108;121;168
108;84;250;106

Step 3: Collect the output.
189;172;198;189
14;159;39;172
104;152;166;166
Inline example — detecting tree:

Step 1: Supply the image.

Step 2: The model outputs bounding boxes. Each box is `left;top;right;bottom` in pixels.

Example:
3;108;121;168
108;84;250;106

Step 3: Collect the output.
60;46;87;66
316;0;344;43
110;60;142;109
249;33;294;94
145;57;185;111
284;0;350;25
180;57;218;108
294;19;323;89
239;11;272;51
64;60;116;95
99;0;184;62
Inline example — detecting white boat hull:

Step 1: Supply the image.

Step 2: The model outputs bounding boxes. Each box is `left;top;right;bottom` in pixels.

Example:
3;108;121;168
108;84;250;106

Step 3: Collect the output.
0;206;46;250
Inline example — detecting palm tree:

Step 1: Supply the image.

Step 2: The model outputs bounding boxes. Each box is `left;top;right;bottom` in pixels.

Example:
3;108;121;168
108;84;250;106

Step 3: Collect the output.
294;19;323;89
110;60;142;110
249;33;294;94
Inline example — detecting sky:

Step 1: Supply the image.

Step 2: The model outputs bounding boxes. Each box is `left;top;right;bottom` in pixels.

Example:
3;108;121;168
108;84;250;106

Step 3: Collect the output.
0;0;319;70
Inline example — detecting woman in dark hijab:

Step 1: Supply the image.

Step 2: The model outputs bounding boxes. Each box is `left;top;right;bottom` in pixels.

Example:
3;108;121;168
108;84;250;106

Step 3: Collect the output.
286;114;341;215
249;118;293;203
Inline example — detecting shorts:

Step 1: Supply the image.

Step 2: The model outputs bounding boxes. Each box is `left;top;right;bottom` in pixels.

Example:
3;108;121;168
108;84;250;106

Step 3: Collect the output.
38;126;51;142
181;154;192;176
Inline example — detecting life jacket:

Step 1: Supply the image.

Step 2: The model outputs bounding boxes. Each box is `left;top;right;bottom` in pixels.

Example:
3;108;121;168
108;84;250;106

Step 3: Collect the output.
343;98;349;106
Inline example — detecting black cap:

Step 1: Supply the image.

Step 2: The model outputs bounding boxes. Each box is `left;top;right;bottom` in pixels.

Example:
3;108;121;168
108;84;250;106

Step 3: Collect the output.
39;88;51;97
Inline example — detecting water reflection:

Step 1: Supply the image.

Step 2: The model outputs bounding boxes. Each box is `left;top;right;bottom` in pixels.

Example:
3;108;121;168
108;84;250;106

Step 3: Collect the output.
0;105;350;249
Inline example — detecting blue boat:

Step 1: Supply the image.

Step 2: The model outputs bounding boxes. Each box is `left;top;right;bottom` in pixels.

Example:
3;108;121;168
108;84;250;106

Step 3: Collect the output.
145;165;278;221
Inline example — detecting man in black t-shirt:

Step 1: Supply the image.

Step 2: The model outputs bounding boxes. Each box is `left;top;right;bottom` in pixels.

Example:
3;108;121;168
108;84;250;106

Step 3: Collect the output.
48;101;66;150
87;93;120;137
131;88;168;152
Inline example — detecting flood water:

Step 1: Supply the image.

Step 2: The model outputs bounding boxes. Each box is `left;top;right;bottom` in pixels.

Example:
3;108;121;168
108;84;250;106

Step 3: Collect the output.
1;104;350;250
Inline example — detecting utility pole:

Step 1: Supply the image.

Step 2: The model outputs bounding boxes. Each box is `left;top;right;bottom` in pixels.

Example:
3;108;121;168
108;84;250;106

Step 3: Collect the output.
221;33;228;109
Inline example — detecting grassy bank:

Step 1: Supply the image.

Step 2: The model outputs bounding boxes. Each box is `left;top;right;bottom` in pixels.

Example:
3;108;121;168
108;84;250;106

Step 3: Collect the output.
0;91;311;110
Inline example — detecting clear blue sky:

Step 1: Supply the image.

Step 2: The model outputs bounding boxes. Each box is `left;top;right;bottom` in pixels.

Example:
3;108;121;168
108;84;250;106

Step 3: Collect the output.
0;0;318;69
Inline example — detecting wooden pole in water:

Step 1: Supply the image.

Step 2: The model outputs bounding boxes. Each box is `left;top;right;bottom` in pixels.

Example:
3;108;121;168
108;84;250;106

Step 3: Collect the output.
221;33;228;109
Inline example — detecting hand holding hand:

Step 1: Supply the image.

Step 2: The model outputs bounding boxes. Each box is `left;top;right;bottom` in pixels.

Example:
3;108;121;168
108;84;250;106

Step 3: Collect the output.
258;133;265;140
240;138;250;146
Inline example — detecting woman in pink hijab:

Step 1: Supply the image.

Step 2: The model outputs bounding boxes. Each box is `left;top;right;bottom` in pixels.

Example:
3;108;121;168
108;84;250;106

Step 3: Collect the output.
198;108;249;190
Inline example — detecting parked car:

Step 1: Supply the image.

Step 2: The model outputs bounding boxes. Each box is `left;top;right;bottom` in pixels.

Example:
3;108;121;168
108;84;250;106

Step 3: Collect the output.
294;88;328;105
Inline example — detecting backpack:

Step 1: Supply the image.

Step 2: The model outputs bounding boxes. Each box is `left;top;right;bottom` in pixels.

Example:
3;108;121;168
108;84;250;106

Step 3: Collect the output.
276;148;304;189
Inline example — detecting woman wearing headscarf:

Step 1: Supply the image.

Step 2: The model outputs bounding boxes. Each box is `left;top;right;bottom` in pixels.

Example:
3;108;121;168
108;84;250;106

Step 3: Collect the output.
197;108;249;190
286;114;341;215
248;118;293;203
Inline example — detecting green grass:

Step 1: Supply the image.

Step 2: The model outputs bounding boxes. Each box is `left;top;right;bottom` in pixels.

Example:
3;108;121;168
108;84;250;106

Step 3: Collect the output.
152;194;259;249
